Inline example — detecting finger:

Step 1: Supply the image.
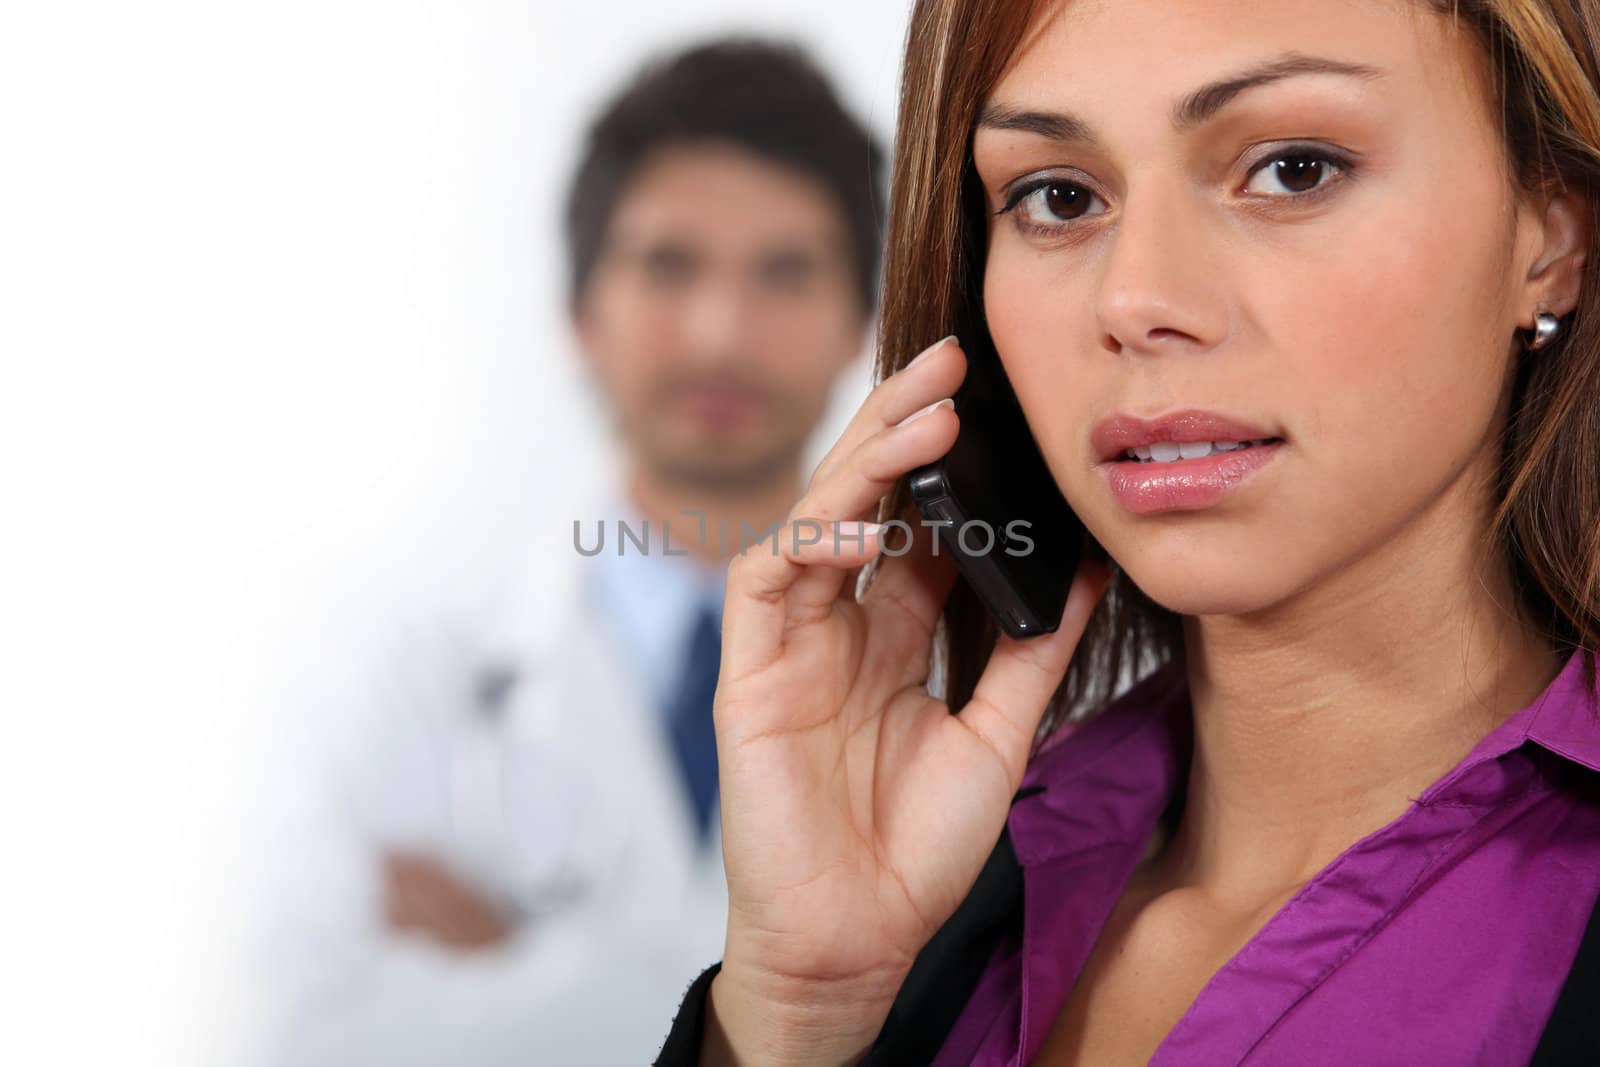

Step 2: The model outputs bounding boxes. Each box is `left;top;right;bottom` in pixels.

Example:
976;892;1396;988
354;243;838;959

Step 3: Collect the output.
858;506;961;683
807;336;966;491
721;387;961;679
956;561;1112;788
845;528;961;728
802;394;959;536
780;403;960;623
838;492;928;607
720;518;888;680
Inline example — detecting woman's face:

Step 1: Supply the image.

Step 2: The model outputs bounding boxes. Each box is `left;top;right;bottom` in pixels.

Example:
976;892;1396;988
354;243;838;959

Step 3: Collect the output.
973;0;1550;618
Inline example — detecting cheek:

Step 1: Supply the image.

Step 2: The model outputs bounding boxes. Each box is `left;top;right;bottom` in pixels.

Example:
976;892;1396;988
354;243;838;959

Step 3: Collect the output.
587;287;678;399
766;300;860;384
1269;183;1513;513
982;250;1107;499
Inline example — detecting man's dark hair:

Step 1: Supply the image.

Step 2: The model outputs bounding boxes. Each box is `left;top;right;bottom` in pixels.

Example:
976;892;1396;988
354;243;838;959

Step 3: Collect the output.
564;37;887;314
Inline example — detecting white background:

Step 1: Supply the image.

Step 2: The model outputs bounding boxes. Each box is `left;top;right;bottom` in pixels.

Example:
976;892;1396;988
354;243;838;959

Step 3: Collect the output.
1;1;912;1062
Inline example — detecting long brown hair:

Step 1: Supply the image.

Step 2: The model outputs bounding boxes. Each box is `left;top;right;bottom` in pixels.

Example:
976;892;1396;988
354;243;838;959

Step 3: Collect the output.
868;0;1600;734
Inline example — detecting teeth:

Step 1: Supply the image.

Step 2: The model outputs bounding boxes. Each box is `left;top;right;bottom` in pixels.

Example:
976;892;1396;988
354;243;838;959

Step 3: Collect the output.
1123;439;1265;463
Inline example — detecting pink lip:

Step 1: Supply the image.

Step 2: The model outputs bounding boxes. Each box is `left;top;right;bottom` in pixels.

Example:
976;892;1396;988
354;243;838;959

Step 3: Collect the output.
1101;440;1284;514
1091;409;1281;463
678;384;762;430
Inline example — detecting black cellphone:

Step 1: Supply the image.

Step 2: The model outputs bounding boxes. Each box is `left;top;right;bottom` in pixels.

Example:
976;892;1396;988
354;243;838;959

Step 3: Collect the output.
907;330;1086;639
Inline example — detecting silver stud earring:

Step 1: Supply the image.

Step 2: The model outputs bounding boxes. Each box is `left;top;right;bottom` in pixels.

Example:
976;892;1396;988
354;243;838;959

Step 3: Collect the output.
1527;310;1563;351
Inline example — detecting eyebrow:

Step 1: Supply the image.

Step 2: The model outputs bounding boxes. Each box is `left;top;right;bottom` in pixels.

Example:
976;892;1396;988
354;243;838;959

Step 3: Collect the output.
976;52;1387;144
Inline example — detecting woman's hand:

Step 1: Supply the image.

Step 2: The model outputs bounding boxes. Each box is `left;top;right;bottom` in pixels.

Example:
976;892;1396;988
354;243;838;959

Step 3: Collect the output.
702;336;1112;1066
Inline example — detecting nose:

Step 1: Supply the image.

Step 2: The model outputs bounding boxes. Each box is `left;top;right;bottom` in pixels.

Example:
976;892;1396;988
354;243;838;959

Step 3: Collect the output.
1093;180;1229;358
680;271;756;365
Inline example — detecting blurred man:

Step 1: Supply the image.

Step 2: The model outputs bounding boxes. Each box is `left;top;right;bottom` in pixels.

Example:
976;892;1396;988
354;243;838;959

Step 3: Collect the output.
263;37;884;1066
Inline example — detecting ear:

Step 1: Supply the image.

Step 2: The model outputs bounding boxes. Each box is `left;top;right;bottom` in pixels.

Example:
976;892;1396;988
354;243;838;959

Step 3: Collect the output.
1520;185;1592;325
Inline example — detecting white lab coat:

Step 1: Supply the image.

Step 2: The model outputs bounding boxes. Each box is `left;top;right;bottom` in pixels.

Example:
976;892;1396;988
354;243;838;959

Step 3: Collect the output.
254;469;730;1067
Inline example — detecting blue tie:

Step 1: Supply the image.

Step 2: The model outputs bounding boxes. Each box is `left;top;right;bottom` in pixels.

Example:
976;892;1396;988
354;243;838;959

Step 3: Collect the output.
664;601;722;843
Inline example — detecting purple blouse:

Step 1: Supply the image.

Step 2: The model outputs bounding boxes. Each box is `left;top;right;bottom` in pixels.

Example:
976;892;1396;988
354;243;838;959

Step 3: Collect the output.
933;647;1600;1066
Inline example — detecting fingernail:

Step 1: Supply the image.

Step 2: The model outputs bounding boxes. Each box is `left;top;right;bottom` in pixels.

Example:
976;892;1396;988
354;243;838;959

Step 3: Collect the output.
905;335;958;371
894;396;954;428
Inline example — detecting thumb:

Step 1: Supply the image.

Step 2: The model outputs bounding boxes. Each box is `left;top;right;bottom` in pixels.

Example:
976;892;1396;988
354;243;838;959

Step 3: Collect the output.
955;561;1111;787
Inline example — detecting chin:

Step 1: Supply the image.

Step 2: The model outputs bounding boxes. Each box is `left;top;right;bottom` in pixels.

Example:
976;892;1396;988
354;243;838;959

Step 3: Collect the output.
1110;542;1296;618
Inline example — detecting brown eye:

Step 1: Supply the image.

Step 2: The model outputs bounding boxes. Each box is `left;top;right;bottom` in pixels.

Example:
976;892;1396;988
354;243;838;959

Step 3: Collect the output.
1271;157;1325;193
1005;179;1105;231
1243;150;1349;198
1042;183;1091;220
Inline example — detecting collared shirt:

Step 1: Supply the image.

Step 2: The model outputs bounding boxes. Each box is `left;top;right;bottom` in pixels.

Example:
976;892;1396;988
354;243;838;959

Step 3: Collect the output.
582;488;729;719
933;646;1600;1065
